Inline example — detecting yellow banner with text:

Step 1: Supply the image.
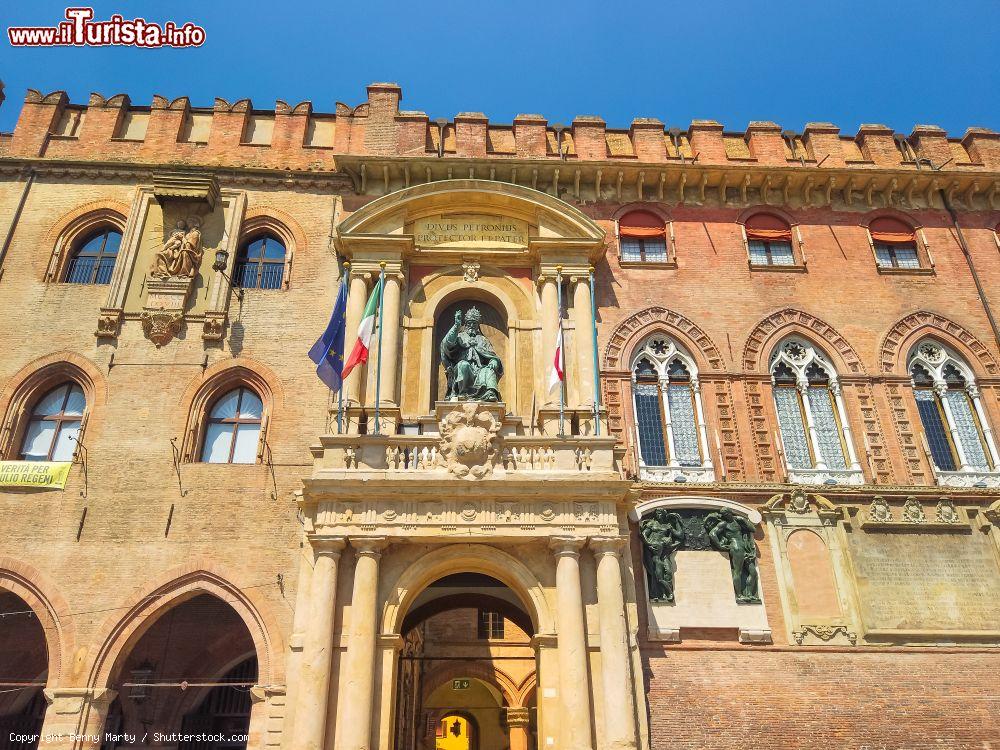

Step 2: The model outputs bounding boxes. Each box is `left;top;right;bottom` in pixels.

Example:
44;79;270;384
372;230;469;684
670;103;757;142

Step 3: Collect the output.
0;461;72;489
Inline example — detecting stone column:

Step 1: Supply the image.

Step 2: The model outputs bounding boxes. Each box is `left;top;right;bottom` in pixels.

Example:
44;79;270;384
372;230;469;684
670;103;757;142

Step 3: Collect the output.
343;269;371;407
40;687;117;750
590;537;638;750
572;273;596;410
936;383;971;470
797;381;828;470
539;272;559;406
292;537;346;750
375;267;403;406
549;537;594;750
336;538;388;750
506;707;531;750
281;534;315;733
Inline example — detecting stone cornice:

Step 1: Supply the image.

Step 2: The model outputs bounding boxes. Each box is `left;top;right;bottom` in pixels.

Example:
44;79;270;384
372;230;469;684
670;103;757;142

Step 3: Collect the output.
0;156;354;191
336;154;1000;212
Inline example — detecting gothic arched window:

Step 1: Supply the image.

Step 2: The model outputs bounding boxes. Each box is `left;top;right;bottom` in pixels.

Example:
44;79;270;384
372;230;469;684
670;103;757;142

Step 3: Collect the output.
770;339;862;484
909;340;998;480
19;382;86;461
64;227;122;284
234;233;286;290
630;337;712;481
200;387;264;464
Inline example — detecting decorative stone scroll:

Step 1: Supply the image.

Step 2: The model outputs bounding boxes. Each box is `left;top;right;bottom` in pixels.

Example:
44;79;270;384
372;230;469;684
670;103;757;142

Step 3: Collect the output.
792;624;857;646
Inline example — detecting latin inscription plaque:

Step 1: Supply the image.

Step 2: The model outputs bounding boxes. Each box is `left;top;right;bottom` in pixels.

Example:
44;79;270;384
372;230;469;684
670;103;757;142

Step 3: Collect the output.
846;529;1000;633
413;214;529;247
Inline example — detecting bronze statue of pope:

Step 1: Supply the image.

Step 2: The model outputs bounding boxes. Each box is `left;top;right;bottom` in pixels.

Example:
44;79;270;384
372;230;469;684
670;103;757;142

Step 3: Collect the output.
440;306;503;402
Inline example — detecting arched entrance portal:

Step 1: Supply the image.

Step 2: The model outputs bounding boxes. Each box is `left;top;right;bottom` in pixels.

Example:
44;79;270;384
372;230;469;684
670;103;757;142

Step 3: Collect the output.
395;574;537;750
101;593;258;750
0;591;48;750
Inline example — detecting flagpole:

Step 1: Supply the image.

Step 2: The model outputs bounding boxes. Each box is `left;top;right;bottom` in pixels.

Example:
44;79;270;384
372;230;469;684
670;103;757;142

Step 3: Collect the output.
336;261;350;435
556;265;565;437
373;262;387;436
588;265;601;436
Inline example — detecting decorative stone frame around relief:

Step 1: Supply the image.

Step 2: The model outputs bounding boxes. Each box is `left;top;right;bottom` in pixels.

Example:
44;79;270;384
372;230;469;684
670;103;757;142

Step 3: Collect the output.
94;187;246;341
761;490;861;647
630;496;771;644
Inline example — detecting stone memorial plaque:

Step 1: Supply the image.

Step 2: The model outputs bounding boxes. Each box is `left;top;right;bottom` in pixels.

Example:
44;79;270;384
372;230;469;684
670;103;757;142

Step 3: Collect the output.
846;529;1000;633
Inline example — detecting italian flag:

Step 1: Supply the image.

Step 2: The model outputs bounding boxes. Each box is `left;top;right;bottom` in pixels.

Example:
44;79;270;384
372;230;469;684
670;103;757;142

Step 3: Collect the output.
341;277;383;380
548;326;564;393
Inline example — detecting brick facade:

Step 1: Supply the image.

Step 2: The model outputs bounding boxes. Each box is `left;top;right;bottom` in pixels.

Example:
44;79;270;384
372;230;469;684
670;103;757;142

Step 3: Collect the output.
1;82;998;750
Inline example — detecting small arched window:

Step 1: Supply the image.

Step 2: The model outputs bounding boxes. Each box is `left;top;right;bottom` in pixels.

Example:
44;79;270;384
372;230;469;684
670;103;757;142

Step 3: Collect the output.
770;339;862;483
19;383;86;461
200;387;264;464
234;233;286;289
745;213;793;266
630;337;712;479
869;217;920;269
619;211;668;263
909;340;998;476
64;227;122;284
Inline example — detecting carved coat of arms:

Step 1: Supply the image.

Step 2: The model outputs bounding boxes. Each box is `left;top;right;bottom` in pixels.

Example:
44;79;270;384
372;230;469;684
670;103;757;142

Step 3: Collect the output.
438;402;501;479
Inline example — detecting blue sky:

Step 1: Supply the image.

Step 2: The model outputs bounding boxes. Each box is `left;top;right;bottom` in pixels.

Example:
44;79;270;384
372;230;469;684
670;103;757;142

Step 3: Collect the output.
1;0;998;137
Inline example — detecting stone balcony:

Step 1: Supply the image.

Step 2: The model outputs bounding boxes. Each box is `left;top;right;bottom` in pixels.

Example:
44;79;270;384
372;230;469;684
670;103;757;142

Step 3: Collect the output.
302;402;630;540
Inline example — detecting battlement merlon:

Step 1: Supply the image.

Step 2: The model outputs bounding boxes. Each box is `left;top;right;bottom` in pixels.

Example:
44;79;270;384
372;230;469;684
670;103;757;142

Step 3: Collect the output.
1;81;998;178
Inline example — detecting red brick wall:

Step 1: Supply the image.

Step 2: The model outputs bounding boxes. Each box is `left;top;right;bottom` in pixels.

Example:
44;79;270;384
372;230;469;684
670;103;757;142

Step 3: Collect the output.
642;648;1000;750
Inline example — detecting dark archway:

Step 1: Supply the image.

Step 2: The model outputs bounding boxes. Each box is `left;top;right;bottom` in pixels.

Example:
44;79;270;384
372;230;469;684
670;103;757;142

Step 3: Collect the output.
101;594;258;750
394;573;535;750
0;591;48;750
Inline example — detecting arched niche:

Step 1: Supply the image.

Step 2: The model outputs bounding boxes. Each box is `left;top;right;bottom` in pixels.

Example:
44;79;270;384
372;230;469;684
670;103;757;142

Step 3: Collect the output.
786;529;842;619
433;298;508;404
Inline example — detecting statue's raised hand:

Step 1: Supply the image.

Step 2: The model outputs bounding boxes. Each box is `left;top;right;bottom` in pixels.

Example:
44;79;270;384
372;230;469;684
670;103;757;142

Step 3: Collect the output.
454;309;463;325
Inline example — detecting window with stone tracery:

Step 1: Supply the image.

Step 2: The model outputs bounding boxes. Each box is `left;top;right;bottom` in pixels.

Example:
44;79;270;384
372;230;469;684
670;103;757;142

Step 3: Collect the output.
908;340;998;481
630;337;712;481
770;339;862;484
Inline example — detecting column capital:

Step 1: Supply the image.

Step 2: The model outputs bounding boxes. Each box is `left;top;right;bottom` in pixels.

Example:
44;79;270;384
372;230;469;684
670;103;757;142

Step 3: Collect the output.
44;687;118;713
309;535;347;557
348;268;373;283
550;536;586;557
589;536;626;557
505;707;531;727
351;536;390;556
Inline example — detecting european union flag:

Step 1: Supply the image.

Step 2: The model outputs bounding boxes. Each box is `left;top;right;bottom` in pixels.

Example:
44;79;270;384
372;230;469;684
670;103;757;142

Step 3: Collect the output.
308;279;348;392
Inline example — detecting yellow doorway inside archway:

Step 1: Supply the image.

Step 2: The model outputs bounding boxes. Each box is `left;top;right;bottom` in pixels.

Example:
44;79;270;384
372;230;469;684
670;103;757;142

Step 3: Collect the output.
436;713;475;750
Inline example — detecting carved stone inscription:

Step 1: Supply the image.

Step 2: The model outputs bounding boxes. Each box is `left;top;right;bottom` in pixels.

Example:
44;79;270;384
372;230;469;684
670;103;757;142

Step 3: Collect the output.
847;530;1000;632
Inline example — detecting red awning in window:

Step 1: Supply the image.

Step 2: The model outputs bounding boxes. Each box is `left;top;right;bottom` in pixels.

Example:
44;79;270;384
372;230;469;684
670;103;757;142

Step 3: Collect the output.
869;216;915;244
744;213;792;241
619;210;665;238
